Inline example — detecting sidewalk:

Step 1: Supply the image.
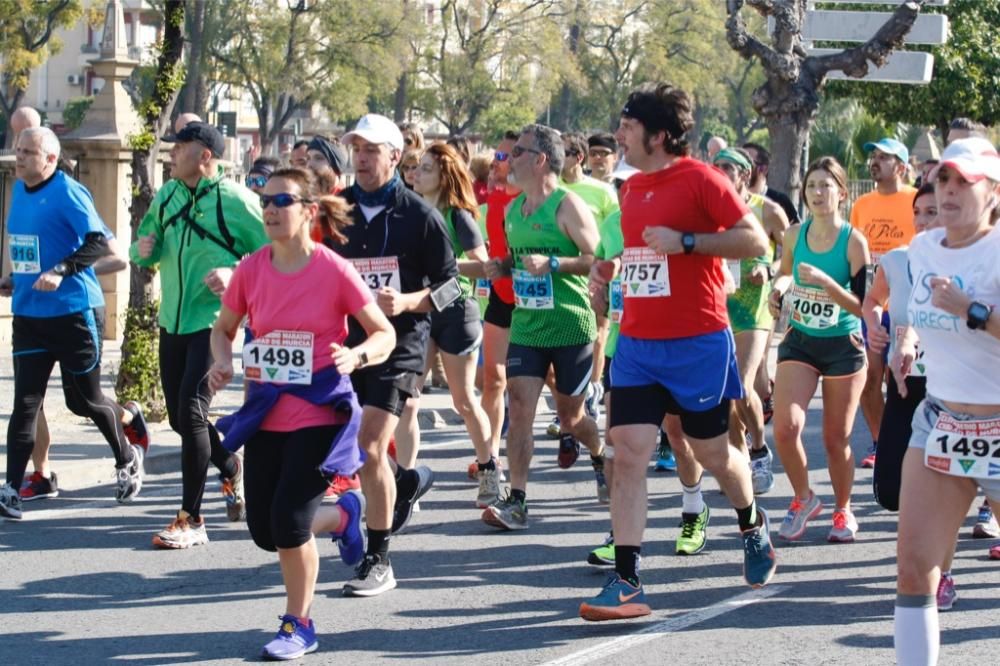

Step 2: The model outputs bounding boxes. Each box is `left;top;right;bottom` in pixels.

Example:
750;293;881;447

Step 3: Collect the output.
0;337;464;492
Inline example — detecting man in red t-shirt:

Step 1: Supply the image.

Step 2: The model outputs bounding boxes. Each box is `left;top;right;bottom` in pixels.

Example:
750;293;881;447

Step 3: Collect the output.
580;83;776;622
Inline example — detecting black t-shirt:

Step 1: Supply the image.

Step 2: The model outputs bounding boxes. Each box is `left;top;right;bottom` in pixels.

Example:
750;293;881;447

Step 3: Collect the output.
334;185;459;373
450;208;484;253
766;187;801;226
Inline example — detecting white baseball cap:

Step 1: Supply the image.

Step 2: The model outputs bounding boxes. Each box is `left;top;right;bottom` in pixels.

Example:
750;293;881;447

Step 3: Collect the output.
342;114;405;152
929;137;1000;183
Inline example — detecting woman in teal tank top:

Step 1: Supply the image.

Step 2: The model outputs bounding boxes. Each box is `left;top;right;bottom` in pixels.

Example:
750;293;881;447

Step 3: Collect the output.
767;157;872;544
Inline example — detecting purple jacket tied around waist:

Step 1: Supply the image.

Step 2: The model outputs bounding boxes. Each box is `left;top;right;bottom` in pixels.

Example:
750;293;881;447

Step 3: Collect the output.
216;366;363;476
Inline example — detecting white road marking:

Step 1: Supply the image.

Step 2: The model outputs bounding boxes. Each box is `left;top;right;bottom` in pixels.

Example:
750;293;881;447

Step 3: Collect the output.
18;485;177;521
540;585;789;666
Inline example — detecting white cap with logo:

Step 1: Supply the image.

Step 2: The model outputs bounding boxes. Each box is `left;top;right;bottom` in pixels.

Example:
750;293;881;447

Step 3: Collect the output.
929;137;1000;183
342;114;405;152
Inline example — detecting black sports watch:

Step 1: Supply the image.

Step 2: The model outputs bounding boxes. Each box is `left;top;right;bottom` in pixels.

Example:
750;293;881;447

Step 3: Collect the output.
681;232;696;255
52;262;70;277
966;301;993;330
355;349;369;368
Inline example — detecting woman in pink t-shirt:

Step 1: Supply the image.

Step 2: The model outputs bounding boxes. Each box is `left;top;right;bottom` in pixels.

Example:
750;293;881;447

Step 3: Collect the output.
208;168;394;660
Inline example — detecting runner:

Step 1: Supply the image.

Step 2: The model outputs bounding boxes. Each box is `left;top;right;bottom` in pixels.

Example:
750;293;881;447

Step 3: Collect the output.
207;167;395;660
891;137;1000;665
245;157;280;194
131;121;268;547
306;136;348;194
334;113;457;596
769;157;871;543
481;123;605;530
0;127;143;520
579;83;775;621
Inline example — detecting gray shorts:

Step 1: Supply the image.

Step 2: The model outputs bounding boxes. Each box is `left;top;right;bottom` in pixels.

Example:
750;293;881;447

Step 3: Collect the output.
908;396;1000;502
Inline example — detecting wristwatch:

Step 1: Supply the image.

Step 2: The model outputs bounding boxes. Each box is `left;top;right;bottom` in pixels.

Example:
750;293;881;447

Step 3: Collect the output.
548;255;560;273
356;349;369;369
681;233;696;255
966;301;993;330
52;262;70;277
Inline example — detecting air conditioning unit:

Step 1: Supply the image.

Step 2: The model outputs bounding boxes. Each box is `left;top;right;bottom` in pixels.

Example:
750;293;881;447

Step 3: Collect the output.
67;74;83;85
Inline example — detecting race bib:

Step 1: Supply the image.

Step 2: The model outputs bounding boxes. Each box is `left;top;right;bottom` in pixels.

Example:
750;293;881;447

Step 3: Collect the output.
475;278;491;299
609;278;623;323
10;234;41;274
924;413;1000;478
512;269;553;310
350;256;401;293
727;259;741;290
242;330;314;384
788;285;840;330
896;326;926;377
621;247;670;297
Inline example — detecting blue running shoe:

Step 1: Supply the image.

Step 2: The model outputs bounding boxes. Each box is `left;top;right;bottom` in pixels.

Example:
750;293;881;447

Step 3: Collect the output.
742;507;777;589
262;615;318;661
333;490;366;567
654;448;676;472
579;574;651;622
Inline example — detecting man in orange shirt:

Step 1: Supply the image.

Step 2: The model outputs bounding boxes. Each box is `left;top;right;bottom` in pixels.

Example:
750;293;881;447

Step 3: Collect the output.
849;137;916;469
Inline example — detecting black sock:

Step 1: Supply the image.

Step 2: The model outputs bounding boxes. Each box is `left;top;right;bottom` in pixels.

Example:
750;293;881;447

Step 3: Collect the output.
220;454;239;480
510;488;526;504
590;454;604;469
736;501;759;532
396;468;417;498
478;458;496;471
393;465;405;482
367;528;390;559
750;445;769;460
615;545;641;586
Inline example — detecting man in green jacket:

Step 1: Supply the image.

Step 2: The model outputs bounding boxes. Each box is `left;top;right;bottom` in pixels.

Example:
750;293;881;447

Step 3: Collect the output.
130;121;268;549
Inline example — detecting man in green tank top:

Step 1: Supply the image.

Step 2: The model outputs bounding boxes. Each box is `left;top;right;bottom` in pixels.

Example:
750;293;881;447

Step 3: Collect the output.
481;123;605;531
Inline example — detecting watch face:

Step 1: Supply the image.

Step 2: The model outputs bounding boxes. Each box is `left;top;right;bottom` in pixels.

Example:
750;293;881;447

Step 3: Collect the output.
970;303;989;320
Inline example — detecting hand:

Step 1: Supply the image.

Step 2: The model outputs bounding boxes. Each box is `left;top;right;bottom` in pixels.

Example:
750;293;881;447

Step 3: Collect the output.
588;283;609;315
207;361;234;392
767;287;784;318
589;259;617;291
203;267;233;296
137;234;157;259
330;343;359;375
376;286;407;317
520;254;550;276
889;347;914;399
865;316;890;354
484;258;507;280
929;276;971;318
748;264;768;286
32;271;62;292
0;276;12;297
796;262;831;289
642;226;682;254
723;264;737;295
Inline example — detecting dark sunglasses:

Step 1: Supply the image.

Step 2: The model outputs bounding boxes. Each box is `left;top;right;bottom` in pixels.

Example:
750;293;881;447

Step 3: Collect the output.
511;145;541;158
246;174;268;189
494;151;509;162
589;149;613;158
260;192;311;208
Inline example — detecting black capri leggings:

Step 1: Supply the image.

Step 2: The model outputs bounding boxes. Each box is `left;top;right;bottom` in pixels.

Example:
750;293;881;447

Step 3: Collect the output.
243;425;341;551
873;373;927;512
159;328;237;520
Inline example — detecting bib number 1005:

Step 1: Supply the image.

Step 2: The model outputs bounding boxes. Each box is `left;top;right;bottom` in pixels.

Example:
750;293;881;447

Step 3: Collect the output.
792;299;835;318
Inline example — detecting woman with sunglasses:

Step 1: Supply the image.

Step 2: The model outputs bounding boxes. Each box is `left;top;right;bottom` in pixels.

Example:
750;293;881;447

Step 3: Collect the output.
891;138;1000;665
246;157;280;194
208;168;395;660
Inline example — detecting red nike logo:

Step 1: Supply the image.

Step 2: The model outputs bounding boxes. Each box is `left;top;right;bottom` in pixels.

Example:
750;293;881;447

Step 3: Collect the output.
618;589;641;603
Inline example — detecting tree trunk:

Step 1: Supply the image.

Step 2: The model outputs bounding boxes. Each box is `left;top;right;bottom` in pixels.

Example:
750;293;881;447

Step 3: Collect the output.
393;71;409;122
178;0;205;114
765;112;810;208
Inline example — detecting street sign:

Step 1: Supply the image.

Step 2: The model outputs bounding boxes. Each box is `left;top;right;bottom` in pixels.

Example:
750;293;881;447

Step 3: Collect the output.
809;48;934;84
804;10;948;45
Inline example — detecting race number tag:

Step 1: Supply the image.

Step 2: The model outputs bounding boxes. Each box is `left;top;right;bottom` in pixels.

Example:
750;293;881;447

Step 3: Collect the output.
609;278;623;323
896;326;926;377
10;235;41;274
242;330;314;384
727;259;741;290
788;285;841;330
512;269;554;309
350;256;401;293
924;413;1000;478
621;247;669;297
475;278;491;299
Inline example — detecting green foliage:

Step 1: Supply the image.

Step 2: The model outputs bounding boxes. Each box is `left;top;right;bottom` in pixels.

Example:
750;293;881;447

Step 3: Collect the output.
115;301;166;420
808;97;902;179
62;95;93;130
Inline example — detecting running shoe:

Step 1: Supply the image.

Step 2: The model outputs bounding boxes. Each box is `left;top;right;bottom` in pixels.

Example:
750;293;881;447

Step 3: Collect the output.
749;445;774;495
557;433;580;469
742;507;777;588
546;417;561;439
220;453;246;521
20;470;59;501
585;381;603;422
860;445;876;469
592;455;609;504
0;483;24;520
579;574;651;621
827;508;859;543
989;542;1000;560
654;446;676;472
481;490;528;530
936;573;957;611
587;533;615;567
262;614;318;661
343;554;396;597
122;401;150;452
325;473;361;499
972;503;1000;539
115;444;144;504
333;490;366;567
391;466;434;534
778;491;823;541
152;512;209;549
676;505;710;555
476;465;501;509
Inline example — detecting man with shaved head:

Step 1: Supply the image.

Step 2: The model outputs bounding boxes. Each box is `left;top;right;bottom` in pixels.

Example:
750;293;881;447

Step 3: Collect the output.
174;112;202;134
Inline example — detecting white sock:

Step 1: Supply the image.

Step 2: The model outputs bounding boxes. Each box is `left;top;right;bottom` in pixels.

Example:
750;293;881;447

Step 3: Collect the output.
681;478;704;515
894;595;938;666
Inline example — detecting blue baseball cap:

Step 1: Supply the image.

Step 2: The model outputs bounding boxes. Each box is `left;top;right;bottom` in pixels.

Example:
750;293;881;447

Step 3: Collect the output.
863;137;909;164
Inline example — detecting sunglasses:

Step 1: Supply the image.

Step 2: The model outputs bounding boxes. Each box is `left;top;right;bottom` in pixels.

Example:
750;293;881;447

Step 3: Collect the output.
589;149;613;158
511;145;541;158
246;174;268;189
494;151;509;162
260;192;311;208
